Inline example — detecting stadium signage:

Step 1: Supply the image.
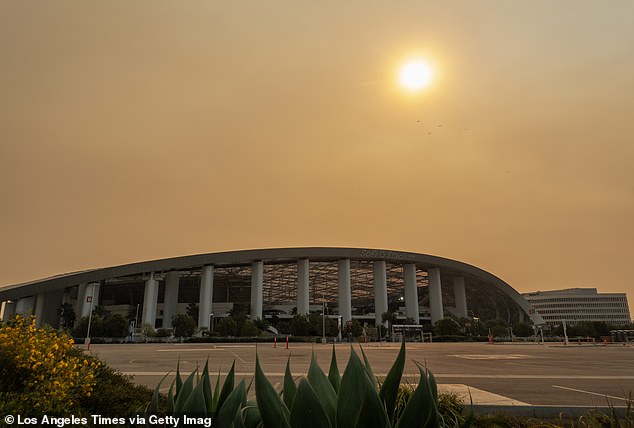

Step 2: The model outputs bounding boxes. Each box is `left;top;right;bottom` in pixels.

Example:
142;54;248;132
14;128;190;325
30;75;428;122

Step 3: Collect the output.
359;249;416;262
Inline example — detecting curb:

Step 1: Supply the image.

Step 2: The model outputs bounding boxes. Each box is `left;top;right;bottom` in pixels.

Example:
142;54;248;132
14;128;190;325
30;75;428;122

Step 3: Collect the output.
470;404;630;418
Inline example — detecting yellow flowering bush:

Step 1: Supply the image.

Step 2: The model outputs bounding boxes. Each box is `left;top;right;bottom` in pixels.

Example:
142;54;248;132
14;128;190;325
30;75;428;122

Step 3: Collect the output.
0;315;100;415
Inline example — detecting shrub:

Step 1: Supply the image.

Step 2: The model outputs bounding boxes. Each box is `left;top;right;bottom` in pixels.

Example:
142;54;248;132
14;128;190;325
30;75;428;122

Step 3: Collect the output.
215;317;238;337
172;313;196;337
240;319;259;337
290;314;315;336
0;315;100;416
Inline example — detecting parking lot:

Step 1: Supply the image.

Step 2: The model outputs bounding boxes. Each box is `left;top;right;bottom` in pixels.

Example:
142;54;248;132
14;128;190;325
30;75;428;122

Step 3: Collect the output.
87;341;634;407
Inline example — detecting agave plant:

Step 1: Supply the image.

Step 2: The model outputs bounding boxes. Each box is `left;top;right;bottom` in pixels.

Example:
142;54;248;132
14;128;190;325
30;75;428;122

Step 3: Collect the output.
148;340;470;428
242;340;472;428
146;359;247;428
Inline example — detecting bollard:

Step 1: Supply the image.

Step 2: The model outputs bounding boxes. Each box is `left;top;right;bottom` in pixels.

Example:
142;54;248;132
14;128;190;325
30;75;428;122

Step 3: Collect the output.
274;337;277;348
286;336;289;349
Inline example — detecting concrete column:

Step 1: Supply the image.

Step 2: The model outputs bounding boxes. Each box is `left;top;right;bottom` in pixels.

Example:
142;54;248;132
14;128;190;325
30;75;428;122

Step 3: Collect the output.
453;277;468;319
41;289;64;328
162;271;180;329
34;293;47;327
373;261;388;327
75;284;87;318
16;296;34;316
81;283;100;319
198;265;214;329
2;301;16;321
142;274;159;329
403;264;420;324
297;259;310;315
428;268;444;324
250;261;263;320
337;259;352;322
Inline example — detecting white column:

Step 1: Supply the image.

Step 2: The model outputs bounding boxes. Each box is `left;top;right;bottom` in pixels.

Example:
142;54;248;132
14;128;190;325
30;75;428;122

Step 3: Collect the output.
16;296;34;316
297;259;310;315
453;277;468;319
142;274;159;329
198;265;214;329
34;293;47;327
337;259;352;322
428;268;444;324
250;261;263;320
81;283;99;319
162;271;180;328
373;261;388;326
75;284;87;318
2;301;16;321
403;264;420;324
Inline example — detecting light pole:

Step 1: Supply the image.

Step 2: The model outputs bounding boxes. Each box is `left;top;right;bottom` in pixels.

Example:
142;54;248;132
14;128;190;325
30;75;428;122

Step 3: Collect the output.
134;303;140;343
322;295;326;344
85;284;96;350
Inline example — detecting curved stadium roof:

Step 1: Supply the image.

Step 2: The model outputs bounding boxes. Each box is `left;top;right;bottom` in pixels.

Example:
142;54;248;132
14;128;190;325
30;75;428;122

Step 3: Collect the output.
0;247;543;324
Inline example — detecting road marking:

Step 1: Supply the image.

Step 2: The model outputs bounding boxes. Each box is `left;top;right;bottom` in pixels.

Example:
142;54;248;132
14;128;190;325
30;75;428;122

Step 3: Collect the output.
450;354;529;360
434;374;634;379
552;385;631;402
157;348;226;352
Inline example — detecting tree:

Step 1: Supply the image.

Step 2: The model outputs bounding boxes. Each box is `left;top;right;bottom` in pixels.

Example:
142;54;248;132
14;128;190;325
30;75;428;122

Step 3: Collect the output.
308;314;338;337
102;314;128;337
343;319;363;338
215;317;238;337
172;314;196;337
186;303;199;325
290;315;315;336
240;320;259;337
433;318;462;336
512;322;534;337
57;303;76;329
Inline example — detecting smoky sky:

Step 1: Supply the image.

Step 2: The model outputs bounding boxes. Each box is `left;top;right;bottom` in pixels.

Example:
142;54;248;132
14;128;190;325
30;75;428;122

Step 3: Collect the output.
1;1;633;309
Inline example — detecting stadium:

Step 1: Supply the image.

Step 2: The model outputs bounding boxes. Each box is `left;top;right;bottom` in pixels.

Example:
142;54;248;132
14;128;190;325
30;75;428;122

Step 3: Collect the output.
0;247;544;331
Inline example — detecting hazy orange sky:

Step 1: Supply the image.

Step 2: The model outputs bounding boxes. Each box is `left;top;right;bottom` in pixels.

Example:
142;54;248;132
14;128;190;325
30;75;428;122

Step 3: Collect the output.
1;2;633;310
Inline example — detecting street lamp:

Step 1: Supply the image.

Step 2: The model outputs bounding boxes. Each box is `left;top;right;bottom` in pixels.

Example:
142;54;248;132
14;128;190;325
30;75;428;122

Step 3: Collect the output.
85;283;97;350
322;296;326;344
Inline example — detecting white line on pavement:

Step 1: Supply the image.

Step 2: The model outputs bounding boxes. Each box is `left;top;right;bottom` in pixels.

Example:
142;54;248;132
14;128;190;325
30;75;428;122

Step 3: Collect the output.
552;385;631;402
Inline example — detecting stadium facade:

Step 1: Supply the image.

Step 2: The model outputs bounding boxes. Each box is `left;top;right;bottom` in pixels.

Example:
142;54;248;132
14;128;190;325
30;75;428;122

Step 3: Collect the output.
0;247;544;329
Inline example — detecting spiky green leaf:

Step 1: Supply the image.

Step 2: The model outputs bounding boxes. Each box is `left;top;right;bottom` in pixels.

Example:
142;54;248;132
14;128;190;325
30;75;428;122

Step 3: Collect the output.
394;367;437;428
255;353;290;428
201;359;213;414
355;372;391;428
307;353;337;426
182;372;209;416
175;357;183;396
167;379;175;415
289;378;332;428
216;379;247;428
173;369;197;414
283;356;297;410
327;345;340;393
360;345;378;387
149;372;170;415
336;348;367;428
380;338;406;421
217;360;236;412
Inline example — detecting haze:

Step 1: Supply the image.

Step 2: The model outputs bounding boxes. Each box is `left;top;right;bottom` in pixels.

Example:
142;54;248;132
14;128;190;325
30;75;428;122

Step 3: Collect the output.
1;1;633;309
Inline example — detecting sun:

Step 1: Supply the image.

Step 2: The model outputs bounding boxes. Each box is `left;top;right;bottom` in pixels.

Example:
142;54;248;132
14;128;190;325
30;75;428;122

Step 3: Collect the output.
398;59;433;92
